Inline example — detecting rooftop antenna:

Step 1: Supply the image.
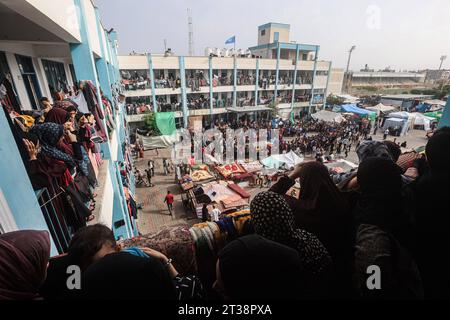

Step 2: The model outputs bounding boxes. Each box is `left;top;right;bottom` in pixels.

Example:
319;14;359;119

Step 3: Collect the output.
187;8;194;56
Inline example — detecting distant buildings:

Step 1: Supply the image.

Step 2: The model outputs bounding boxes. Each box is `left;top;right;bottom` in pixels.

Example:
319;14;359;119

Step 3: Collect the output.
343;70;426;93
424;69;450;85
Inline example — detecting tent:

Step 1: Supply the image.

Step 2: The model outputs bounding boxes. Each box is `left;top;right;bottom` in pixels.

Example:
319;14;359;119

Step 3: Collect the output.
261;151;304;169
423;99;446;107
366;103;396;115
416;100;445;113
340;104;377;120
410;112;435;131
382;111;416;136
383;118;407;136
311;110;346;123
388;111;413;119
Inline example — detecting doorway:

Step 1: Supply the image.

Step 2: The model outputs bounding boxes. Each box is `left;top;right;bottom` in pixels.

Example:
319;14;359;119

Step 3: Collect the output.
15;55;42;110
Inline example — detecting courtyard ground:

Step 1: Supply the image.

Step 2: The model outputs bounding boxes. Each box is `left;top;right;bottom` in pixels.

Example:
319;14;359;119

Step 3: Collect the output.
132;129;428;234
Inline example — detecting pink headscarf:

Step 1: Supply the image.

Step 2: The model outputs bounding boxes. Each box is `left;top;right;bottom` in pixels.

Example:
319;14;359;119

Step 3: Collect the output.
0;230;51;300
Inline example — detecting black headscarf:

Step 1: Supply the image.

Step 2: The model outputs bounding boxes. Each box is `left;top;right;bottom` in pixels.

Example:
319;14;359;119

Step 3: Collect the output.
250;191;332;276
218;234;305;299
45;108;70;125
425;126;450;176
79;252;176;299
298;161;349;212
355;157;412;247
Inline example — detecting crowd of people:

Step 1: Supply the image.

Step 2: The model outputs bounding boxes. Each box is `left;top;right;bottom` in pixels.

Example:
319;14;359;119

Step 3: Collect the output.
2;104;450;299
1;81;120;235
281;119;372;158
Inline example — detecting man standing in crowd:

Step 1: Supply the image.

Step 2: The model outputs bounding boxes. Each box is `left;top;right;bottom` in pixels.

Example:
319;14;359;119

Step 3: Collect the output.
163;158;168;175
145;168;153;187
164;190;174;216
147;159;154;177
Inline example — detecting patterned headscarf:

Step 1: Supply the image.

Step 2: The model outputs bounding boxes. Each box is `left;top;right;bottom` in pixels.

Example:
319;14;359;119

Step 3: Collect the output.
356;140;393;163
30;123;76;168
250;191;332;275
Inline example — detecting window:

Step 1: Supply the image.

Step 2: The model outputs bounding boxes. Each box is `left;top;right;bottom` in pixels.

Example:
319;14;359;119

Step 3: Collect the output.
42;59;68;97
69;64;77;84
261;29;266;36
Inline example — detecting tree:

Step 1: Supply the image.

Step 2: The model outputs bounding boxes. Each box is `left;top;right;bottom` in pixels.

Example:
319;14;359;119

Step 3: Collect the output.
326;94;345;106
143;112;160;135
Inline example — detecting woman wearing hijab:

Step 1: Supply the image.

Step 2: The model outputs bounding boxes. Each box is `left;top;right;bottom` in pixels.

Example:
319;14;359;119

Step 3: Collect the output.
44;107;70;125
408;127;450;298
250;191;334;297
214;234;305;299
0;230;51;300
353;157;422;299
29;122;77;169
30;122;94;223
270;161;355;296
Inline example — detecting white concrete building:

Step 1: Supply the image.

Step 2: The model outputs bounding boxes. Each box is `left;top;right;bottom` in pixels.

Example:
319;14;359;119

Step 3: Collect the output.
119;22;334;127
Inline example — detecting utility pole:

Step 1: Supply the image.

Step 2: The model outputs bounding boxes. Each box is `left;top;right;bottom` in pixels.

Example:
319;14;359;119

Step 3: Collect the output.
439;55;447;70
164;39;167;52
187;8;194;56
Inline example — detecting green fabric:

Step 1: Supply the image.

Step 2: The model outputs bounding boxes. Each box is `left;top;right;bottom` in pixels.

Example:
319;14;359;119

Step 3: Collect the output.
155;112;176;135
424;111;443;119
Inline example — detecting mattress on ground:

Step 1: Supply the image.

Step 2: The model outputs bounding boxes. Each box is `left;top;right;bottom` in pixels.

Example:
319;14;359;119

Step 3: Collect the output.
227;183;250;198
240;161;263;173
216;163;246;178
190;169;214;182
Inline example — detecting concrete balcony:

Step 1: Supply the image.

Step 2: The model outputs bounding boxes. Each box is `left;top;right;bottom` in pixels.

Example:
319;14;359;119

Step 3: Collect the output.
124;88;152;97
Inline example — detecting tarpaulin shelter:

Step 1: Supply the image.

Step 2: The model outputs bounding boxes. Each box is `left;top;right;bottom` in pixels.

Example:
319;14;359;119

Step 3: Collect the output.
155;112;176;135
366;103;396;116
424;111;443;120
137;132;180;149
410;112;436;131
383;118;407;136
340;104;377;120
261;151;303;169
311;110;346;123
423;99;446;107
383;111;416;136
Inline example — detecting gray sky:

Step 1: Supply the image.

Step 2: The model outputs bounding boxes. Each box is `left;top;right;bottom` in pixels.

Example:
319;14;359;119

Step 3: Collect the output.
96;0;450;71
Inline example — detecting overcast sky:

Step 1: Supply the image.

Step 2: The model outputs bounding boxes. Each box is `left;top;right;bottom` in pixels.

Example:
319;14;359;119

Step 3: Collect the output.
96;0;450;71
